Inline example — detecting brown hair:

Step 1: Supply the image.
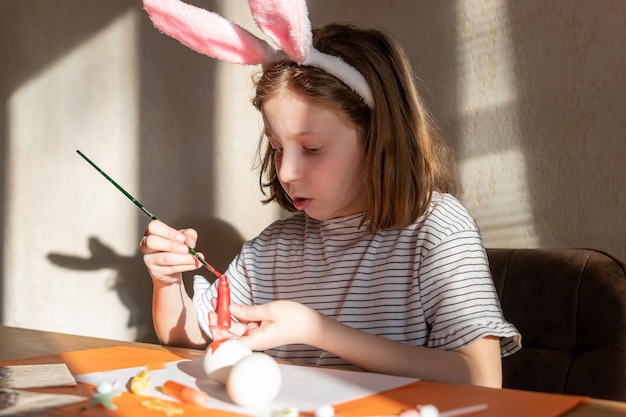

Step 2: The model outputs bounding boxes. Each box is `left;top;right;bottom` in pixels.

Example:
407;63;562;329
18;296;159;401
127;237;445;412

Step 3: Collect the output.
253;23;460;232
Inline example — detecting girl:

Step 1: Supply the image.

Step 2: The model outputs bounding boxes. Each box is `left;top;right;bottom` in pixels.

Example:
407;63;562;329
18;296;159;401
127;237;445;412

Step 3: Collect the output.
141;1;520;388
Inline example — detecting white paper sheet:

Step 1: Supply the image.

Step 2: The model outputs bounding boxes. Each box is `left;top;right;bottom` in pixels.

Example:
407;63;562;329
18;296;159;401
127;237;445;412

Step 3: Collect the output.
74;358;417;417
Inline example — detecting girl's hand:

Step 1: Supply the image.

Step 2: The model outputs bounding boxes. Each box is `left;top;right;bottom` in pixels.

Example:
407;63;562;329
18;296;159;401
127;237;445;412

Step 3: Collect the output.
207;297;255;340
209;300;323;351
139;219;204;285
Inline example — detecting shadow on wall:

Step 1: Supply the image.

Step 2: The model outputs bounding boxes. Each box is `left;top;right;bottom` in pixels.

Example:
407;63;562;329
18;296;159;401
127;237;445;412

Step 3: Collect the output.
47;215;244;343
506;2;626;258
0;0;133;329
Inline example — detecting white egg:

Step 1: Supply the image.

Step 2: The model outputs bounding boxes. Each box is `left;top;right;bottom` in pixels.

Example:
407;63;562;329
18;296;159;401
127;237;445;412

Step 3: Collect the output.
315;404;335;417
226;352;282;407
203;338;253;385
418;405;439;417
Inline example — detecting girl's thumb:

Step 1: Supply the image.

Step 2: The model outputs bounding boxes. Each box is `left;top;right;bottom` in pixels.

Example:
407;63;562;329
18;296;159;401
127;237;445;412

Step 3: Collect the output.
229;303;269;321
228;304;252;319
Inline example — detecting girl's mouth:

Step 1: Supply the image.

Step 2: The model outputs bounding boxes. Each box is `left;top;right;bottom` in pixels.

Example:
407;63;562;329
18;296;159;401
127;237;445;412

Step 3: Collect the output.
292;197;311;210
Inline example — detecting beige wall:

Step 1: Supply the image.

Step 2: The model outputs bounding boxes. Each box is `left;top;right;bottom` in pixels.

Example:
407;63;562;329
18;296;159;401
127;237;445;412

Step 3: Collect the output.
1;0;624;342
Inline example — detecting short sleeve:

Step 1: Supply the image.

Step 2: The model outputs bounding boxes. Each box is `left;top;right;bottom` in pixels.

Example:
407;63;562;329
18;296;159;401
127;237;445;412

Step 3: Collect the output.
419;229;521;356
192;274;217;339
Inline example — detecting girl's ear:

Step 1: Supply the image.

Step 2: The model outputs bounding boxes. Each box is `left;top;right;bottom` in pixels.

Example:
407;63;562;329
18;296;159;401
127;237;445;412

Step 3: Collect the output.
143;0;274;64
247;0;312;63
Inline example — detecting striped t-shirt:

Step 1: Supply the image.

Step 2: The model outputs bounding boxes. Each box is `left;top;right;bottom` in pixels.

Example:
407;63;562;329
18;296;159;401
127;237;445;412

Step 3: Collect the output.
193;192;521;368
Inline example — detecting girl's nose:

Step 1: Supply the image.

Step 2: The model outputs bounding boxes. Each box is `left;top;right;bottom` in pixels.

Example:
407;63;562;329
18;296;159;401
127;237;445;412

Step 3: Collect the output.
277;151;302;183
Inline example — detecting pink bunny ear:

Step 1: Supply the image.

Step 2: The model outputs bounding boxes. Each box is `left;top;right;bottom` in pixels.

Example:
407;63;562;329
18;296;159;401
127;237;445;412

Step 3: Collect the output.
248;0;373;107
247;0;312;63
144;0;374;108
143;0;275;65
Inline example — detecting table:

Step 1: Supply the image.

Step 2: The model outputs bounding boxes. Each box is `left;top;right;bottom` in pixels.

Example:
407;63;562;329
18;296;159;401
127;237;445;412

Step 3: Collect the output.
1;325;625;417
0;325;201;361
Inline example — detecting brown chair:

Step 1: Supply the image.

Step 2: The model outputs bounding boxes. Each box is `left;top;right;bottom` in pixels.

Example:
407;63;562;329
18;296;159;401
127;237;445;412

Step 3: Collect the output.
487;248;626;402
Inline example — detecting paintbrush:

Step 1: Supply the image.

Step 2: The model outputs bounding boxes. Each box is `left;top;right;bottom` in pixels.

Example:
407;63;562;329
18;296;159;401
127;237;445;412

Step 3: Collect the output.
76;150;222;278
76;150;231;329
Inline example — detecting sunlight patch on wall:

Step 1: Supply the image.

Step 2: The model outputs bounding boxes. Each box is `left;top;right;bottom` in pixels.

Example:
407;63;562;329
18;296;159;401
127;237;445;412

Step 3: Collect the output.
460;150;539;248
454;0;537;249
4;8;140;339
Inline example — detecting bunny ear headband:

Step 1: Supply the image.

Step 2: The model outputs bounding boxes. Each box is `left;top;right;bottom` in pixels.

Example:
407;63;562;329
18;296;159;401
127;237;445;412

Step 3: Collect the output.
143;0;374;108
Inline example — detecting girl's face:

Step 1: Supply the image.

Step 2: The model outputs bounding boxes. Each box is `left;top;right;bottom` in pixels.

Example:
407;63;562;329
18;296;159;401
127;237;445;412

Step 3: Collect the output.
262;88;367;220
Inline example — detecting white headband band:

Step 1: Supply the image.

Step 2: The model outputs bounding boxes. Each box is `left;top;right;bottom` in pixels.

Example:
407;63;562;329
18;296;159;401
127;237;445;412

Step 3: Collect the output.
143;0;374;108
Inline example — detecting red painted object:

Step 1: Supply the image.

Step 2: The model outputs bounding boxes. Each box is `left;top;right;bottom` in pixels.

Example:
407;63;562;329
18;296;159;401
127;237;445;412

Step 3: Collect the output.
217;274;231;330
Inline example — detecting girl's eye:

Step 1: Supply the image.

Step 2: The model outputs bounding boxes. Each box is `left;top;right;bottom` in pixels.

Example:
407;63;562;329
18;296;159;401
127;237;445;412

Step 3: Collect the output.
304;147;320;154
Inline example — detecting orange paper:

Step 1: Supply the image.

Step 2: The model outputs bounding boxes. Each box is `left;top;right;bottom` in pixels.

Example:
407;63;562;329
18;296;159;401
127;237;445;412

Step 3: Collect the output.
0;346;588;417
333;380;588;417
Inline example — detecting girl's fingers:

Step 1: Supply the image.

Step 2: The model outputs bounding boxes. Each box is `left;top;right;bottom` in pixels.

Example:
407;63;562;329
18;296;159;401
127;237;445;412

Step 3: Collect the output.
141;224;200;256
227;303;272;323
208;301;249;339
143;252;201;277
141;220;203;285
145;219;178;238
140;234;188;254
179;228;198;249
145;220;199;249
